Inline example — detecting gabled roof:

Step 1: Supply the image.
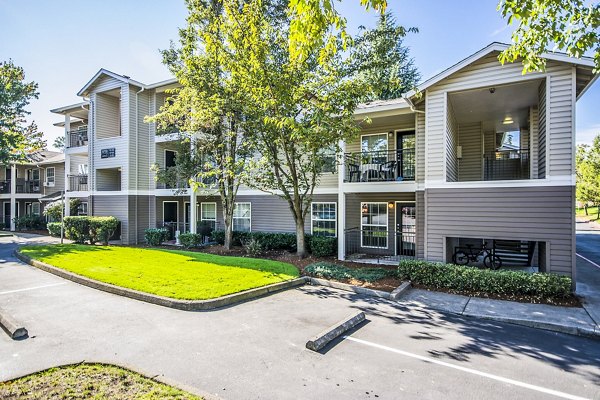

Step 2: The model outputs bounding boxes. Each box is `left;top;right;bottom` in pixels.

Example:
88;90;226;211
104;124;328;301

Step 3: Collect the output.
50;101;89;115
77;68;146;97
22;150;65;165
405;42;596;98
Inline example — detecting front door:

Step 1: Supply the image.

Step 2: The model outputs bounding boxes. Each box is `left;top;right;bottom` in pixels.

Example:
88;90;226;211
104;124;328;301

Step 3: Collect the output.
396;203;416;257
163;202;178;239
3;202;10;229
396;131;416;180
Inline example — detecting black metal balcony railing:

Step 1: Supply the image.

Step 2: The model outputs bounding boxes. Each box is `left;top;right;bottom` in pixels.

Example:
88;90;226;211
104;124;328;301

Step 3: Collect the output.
67;128;88;148
344;227;416;263
484;150;530;181
68;175;88;192
14;179;41;193
344;149;415;183
0;180;10;194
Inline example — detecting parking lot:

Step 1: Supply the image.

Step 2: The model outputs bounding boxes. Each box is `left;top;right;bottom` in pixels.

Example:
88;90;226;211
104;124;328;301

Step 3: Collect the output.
1;235;599;400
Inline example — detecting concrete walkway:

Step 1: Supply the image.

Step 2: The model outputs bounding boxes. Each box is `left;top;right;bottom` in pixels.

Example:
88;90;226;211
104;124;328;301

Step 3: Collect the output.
575;230;600;328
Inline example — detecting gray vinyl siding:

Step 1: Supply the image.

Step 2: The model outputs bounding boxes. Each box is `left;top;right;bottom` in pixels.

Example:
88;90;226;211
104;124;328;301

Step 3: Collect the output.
416;190;425;259
548;67;575;176
128;87;152;191
69;155;88;175
529;106;539;178
445;99;458;182
538;81;547;178
425;90;445;181
92;195;129;243
129;195;152;243
457;122;483;181
415;108;425;183
424;186;574;277
89;75;123;93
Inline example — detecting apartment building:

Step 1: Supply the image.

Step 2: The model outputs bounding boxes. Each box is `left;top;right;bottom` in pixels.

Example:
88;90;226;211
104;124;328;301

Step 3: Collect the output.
50;43;597;281
0;150;66;230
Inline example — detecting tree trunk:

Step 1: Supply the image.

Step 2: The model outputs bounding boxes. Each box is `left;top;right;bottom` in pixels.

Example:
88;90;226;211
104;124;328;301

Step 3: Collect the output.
585;204;588;216
223;216;234;250
295;217;307;258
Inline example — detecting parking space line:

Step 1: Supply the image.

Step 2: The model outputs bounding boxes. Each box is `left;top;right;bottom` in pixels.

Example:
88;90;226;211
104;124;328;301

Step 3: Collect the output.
0;282;67;295
343;336;589;400
576;253;600;270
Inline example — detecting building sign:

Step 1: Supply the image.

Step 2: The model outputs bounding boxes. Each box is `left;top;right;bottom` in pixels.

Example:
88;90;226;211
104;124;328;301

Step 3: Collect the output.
101;148;116;159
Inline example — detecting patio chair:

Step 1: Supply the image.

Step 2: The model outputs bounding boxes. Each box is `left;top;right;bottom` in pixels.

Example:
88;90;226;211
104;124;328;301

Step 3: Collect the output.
347;162;360;182
379;160;397;181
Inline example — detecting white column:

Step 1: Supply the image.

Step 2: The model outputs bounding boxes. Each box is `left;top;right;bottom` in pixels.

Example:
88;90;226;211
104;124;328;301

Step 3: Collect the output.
337;140;346;260
9;164;16;231
189;135;197;234
64;114;70;148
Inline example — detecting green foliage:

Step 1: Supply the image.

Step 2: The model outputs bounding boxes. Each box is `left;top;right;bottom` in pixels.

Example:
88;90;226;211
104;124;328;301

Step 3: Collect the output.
211;230;327;254
397;259;573;298
88;217;119;245
13;214;45;230
250;232;298;251
144;228;170;246
576;135;600;217
47;222;62;237
243;238;263;257
63;216;90;244
0;60;45;163
498;0;600;72
309;236;337;257
305;262;393;282
53;135;65;152
349;12;419;101
179;232;203;249
43;198;83;221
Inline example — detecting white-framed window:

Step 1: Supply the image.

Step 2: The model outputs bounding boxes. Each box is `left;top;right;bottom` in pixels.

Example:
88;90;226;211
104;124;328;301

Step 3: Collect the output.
201;202;217;230
361;202;388;248
25;202;40;216
46;167;55;185
361;133;388;165
78;202;88;216
233;202;251;232
311;202;337;237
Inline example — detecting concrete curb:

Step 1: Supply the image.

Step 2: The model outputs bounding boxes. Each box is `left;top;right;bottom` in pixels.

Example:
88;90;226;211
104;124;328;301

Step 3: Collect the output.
390;281;411;300
308;277;396;300
0;306;28;340
14;249;307;312
306;311;366;352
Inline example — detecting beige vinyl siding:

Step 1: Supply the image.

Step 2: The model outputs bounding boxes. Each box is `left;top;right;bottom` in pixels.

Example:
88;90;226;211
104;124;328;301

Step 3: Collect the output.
529;106;539;178
416;190;425;259
425;90;445;181
89;75;123;93
95;168;121;191
44;163;65;194
445;99;458;182
345;115;415;153
548;67;575;176
95;93;120;139
128;87;152;191
92;195;129;243
415;108;425;183
538;81;547;178
318;172;338;188
425;186;574;277
457;122;483;181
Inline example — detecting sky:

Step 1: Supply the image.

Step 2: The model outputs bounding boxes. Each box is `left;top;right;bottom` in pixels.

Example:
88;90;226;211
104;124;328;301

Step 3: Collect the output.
1;0;599;150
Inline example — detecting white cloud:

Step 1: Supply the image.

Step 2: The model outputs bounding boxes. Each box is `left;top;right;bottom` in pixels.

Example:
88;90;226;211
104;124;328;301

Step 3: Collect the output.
577;124;600;145
490;24;509;37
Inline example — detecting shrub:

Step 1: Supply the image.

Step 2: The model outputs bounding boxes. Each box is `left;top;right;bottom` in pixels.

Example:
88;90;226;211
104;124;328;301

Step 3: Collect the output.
14;215;46;230
88;217;119;245
397;259;573;298
309;236;337;257
47;222;62;237
43;198;84;221
197;221;214;239
211;230;252;246
179;233;203;249
211;230;316;253
145;228;170;246
243;238;263;257
63;216;90;243
0;221;4;230
305;262;394;283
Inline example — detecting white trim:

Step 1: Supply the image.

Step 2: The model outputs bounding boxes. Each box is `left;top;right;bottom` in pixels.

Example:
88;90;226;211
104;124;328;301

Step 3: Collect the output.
311;202;337;237
200;202;217;225
77;68;145;97
45;166;55;185
342;181;417;193
545;76;550;177
162;200;179;227
425;175;575;189
394;201;416;257
233;202;251;232
360;132;389;154
360;202;388;249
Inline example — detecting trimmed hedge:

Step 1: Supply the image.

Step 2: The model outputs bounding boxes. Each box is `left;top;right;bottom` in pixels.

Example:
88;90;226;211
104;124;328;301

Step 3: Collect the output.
179;233;203;249
47;222;62;237
63;216;119;245
305;262;394;283
210;230;338;256
14;215;45;230
397;259;572;298
144;228;170;246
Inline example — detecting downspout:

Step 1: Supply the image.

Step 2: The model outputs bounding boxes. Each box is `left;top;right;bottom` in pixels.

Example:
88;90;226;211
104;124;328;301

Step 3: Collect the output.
80;96;91;217
135;86;145;244
404;96;425;114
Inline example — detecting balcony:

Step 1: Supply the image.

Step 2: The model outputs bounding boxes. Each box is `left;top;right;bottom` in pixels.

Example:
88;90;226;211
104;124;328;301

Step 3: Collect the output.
156;169;190;190
67;128;88;148
0;181;10;194
484;150;530;181
68;175;88;192
343;149;415;183
15;179;41;194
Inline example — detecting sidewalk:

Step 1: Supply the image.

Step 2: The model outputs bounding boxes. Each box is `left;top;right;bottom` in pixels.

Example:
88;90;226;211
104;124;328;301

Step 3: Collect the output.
398;288;600;339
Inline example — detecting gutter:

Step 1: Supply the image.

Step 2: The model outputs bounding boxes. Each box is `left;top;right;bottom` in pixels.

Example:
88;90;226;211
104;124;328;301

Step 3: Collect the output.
404;96;425;114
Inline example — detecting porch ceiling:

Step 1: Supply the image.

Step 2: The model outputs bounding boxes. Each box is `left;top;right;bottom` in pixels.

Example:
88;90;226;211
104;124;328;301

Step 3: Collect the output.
448;79;542;131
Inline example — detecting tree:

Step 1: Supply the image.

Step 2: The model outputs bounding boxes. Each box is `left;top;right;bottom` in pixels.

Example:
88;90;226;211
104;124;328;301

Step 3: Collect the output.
0;60;45;164
348;12;419;101
53;135;65;152
43;198;82;221
233;0;366;257
148;0;256;250
576;135;600;219
498;0;600;72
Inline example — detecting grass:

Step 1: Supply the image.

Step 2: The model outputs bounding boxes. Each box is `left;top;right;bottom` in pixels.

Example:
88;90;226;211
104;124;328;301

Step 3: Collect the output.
576;206;599;220
0;363;201;399
20;244;299;300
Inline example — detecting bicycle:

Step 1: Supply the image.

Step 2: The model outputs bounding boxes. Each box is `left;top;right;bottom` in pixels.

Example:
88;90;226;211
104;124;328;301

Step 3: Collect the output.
452;242;502;270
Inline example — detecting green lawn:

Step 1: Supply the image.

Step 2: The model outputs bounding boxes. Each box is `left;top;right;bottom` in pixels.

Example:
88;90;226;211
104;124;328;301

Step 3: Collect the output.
576;206;599;220
0;364;201;399
21;245;299;300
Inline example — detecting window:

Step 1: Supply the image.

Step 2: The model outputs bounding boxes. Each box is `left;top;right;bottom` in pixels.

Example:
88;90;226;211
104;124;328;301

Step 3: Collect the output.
78;202;88;216
233;202;251;232
27;169;40;181
361;202;388;248
311;203;336;237
201;202;217;230
361;133;388;164
25;202;40;216
319;146;337;173
46;167;55;185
